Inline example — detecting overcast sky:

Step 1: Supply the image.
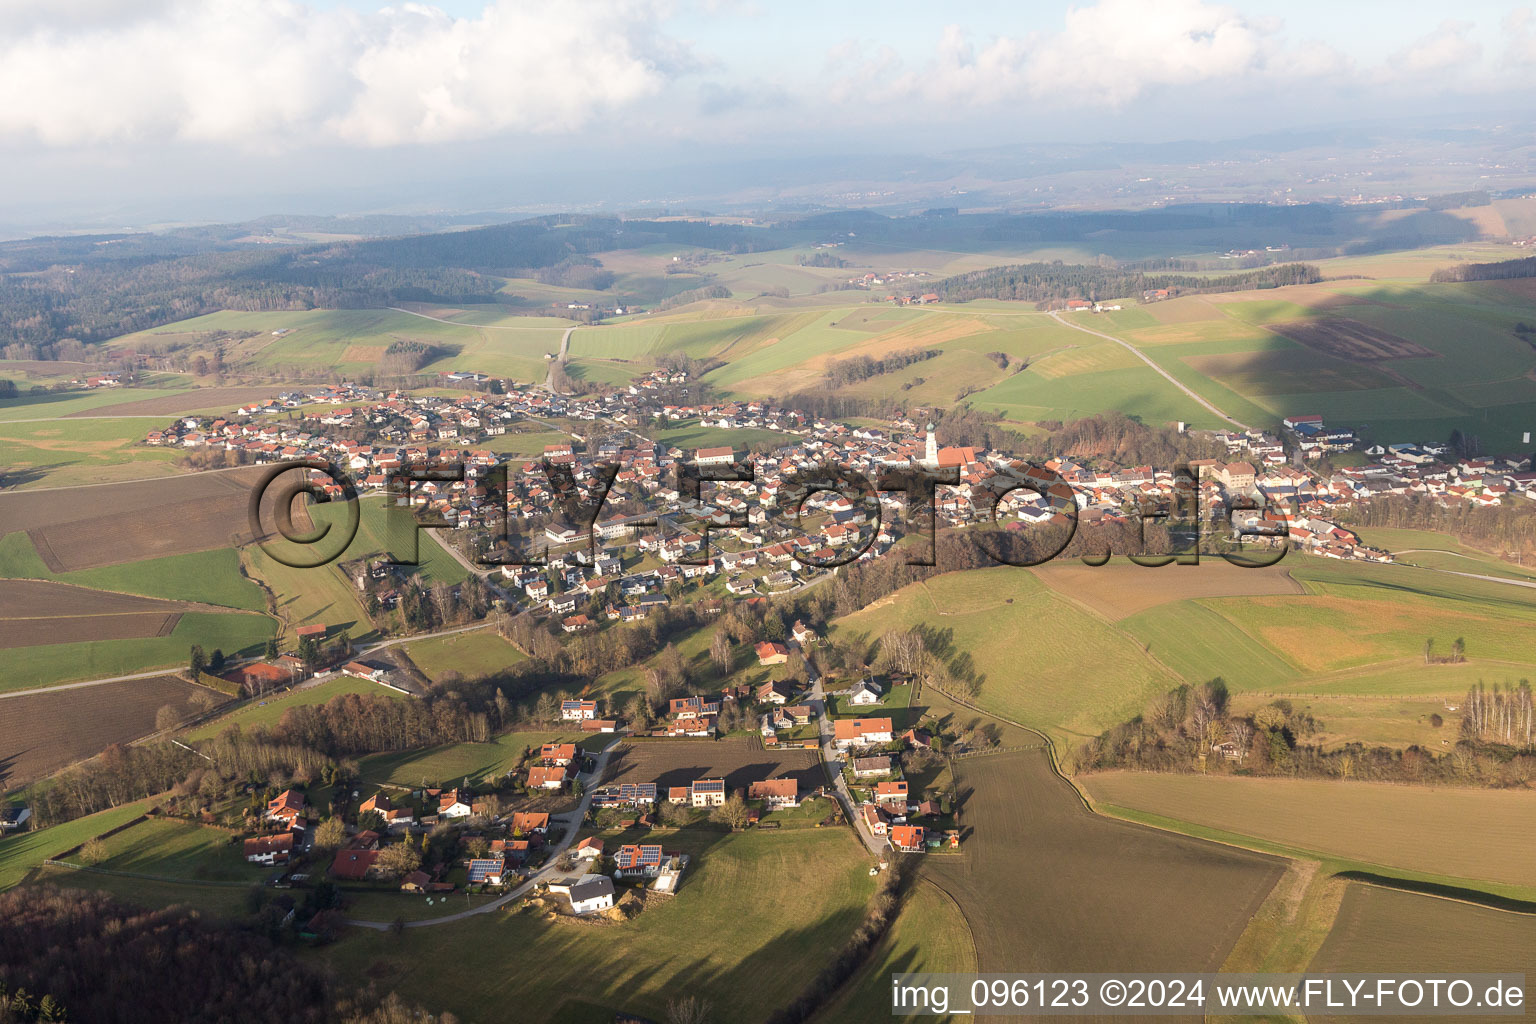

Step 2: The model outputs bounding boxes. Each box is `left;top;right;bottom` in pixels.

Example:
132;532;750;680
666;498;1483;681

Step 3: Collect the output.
3;0;1535;226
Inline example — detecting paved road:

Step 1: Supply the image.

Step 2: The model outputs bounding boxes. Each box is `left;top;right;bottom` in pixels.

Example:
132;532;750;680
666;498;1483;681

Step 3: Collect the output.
545;326;576;392
347;735;625;929
810;675;886;860
386;307;572;332
1048;310;1252;431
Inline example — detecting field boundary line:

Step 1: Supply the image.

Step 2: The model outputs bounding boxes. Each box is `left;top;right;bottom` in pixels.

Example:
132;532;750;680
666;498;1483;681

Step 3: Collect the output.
40;861;253;888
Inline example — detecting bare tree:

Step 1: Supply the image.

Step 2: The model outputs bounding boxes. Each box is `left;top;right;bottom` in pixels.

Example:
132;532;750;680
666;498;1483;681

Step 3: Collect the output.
666;996;713;1024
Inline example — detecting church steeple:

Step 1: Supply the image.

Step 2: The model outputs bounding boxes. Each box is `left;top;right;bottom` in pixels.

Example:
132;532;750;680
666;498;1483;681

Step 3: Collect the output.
924;421;938;468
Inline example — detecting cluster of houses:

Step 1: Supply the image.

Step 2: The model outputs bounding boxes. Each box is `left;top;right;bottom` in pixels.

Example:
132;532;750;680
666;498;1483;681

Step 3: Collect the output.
145;366;1534;624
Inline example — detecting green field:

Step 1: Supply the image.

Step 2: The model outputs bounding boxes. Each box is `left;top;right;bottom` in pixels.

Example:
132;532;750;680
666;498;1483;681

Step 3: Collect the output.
813;879;977;1023
0;533;266;611
84;816;251;881
0;416;185;487
403;627;526;681
3;610;276;691
185;673;407;740
0;800;153;889
832;568;1180;748
358;730;583;788
308;827;876;1023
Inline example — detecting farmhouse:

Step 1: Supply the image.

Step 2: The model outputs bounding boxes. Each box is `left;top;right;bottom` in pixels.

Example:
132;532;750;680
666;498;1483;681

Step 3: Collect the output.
243;832;295;865
833;717;894;750
747;778;799;808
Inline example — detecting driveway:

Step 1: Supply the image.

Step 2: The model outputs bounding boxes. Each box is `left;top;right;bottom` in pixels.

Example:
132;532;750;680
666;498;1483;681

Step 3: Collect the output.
811;676;886;860
347;734;625;929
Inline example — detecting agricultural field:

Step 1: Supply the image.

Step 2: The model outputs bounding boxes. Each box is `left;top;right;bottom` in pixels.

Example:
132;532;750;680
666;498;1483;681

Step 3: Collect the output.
1080;772;1536;895
924;749;1283;974
106;308;572;383
60;386;289;419
601;736;821;794
0;465;271;571
358;730;584;788
3;610;275;691
0;415;186;488
0;580;192;648
184;672;406;740
0;674;218;788
1309;884;1536;1005
0;799;154;889
832;567;1181;749
1225;692;1462;751
0;536;267;611
402;627;526;682
812;879;977;1024
79;816;252;882
308;827;876;1023
1028;559;1303;621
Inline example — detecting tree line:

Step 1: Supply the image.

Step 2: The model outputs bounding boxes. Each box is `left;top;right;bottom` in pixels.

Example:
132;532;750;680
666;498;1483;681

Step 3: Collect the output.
1429;256;1536;283
930;261;1322;305
823;347;937;388
1078;679;1536;787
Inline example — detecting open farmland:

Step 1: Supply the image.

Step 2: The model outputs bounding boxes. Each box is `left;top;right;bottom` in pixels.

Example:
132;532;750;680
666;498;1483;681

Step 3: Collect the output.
833;567;1180;748
60;386;288;418
0;674;217;788
83;816;250;882
0;465;277;571
309;827;875;1023
1028;560;1303;621
602;735;822;793
1309;885;1536;1024
2;610;275;691
1270;318;1439;361
925;749;1283;975
1080;773;1536;894
0;580;205;648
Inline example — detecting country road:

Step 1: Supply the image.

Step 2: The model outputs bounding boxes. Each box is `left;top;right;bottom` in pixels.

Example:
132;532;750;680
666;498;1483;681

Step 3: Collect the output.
545;325;576;392
347;735;625;929
1048;310;1252;431
811;675;886;860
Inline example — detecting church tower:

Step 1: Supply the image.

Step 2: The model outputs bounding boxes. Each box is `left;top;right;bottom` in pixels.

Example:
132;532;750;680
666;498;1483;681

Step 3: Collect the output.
924;421;938;468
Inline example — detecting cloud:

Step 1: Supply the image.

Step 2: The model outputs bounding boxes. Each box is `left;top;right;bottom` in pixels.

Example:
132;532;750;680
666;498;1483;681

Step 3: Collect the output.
0;0;676;148
1503;8;1536;66
1387;19;1482;76
826;0;1304;111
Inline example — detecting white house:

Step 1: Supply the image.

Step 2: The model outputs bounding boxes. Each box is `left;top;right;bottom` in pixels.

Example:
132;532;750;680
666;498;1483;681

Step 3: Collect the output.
560;875;616;915
848;679;883;706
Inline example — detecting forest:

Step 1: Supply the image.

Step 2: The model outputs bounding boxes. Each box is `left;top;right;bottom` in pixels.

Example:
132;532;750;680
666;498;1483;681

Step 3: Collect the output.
930;261;1323;305
1430;254;1536;282
0;886;445;1023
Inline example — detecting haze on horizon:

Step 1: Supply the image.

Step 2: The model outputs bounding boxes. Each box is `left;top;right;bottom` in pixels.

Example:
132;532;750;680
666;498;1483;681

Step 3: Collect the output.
3;0;1536;231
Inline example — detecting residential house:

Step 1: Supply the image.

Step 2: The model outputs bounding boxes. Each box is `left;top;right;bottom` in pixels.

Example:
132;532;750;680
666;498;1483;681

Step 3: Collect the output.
747;778;799;808
329;848;382;880
510;812;550;834
558;875;616;915
265;789;307;828
875;781;909;810
540;743;578;766
467;855;507;885
848;679;883;705
754;641;790;665
851;756;893;779
528;765;569;790
690;778;726;807
243;832;295;865
833;717;894;750
614;843;664;877
890;824;926;853
438;789;474;819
